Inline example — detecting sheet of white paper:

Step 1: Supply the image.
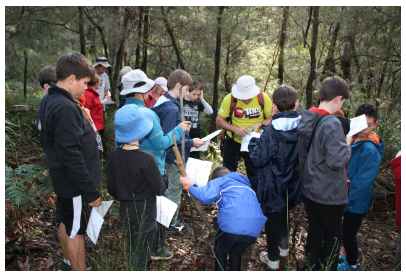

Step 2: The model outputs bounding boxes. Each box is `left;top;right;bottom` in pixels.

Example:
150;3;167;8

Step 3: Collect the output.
101;99;116;104
190;129;222;152
202;129;222;141
186;157;213;187
156;196;178;228
86;208;104;245
347;114;368;137
94;200;114;218
190;140;210;152
240;132;261;152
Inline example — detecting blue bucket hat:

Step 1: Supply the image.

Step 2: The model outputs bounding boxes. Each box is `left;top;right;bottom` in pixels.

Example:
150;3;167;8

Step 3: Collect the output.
114;105;154;143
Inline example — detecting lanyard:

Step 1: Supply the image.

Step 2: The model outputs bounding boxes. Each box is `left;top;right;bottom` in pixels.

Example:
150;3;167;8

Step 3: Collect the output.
75;98;97;133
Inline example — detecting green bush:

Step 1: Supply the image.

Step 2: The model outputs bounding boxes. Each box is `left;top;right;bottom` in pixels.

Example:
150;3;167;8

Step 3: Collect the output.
5;164;53;216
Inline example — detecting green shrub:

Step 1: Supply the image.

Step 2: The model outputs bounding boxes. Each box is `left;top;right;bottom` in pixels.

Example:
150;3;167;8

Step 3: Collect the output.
5;164;53;216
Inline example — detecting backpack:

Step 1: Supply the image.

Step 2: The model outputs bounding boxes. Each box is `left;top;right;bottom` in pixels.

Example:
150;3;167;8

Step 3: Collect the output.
220;91;265;154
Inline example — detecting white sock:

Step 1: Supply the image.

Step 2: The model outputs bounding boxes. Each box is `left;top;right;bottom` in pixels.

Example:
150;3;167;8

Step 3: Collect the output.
351;264;357;269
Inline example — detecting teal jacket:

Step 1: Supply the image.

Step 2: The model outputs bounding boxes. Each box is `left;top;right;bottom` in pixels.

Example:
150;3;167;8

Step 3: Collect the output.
345;132;384;214
115;98;184;175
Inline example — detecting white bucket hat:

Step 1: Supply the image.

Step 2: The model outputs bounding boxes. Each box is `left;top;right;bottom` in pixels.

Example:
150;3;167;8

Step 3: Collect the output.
231;75;260;100
120;69;156;95
93;57;111;68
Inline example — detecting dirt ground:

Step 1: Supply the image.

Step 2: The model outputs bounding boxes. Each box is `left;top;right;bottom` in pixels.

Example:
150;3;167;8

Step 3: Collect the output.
5;187;399;271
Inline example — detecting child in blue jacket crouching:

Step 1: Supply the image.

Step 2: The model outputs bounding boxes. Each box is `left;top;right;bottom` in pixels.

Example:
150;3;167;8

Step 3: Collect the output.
180;167;267;271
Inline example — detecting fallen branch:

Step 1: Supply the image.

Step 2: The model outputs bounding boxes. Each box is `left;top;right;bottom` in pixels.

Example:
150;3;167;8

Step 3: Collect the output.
172;133;216;238
375;175;395;191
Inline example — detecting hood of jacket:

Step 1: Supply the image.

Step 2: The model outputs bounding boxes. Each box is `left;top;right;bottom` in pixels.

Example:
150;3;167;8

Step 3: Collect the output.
298;109;323;141
353;131;381;145
85;85;100;97
152;92;179;109
351;132;384;155
212;172;267;238
271;111;301;142
125;97;145;107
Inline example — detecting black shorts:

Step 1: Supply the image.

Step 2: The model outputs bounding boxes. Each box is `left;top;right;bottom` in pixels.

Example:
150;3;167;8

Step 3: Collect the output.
57;195;91;238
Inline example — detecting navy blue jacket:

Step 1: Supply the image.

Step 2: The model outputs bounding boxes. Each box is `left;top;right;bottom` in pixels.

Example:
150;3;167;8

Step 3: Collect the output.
189;172;267;237
152;93;194;164
248;111;303;213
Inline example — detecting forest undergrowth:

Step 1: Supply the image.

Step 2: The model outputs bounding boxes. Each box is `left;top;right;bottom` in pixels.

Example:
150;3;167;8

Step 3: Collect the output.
4;88;400;271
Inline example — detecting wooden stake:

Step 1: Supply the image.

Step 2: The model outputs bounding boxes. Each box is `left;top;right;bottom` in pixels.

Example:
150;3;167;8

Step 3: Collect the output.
172;133;216;238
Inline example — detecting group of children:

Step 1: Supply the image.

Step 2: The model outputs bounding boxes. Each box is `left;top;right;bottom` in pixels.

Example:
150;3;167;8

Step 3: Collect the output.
38;52;384;271
248;77;383;271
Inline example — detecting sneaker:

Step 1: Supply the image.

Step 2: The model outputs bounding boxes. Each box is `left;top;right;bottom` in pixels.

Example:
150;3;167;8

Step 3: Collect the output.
58;258;94;271
337;260;360;271
279;246;289;257
59;261;72;271
339;255;347;263
167;221;189;235
151;249;174;260
260;251;280;270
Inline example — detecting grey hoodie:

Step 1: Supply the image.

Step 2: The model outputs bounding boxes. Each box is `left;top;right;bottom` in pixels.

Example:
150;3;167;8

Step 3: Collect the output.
298;110;351;205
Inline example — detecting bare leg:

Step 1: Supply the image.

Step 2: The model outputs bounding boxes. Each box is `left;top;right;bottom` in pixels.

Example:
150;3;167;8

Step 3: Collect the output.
58;223;70;263
59;222;87;271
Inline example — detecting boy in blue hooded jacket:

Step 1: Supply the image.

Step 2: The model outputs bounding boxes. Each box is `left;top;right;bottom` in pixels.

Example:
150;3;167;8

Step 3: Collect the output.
338;103;384;271
248;85;302;270
180;167;267;271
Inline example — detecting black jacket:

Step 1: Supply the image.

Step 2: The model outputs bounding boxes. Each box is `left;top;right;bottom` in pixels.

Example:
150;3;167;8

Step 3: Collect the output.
41;84;101;203
249;111;303;213
106;147;166;222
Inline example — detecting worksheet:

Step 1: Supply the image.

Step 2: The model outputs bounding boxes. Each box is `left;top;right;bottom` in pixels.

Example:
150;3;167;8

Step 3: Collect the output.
86;208;104;245
240;132;261;152
347;114;368;137
185;157;213;187
86;200;114;245
190;129;222;152
156;196;178;228
101;99;116;105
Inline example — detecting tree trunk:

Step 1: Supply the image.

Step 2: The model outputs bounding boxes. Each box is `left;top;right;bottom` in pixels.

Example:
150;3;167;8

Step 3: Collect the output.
365;67;374;100
141;7;150;73
278;6;289;85
78;7;86;56
375;62;387;109
83;7;108;59
162;7;186;70
223;43;231;92
134;6;144;69
321;21;340;80
305;7;319;109
23;48;28;99
111;8;132;103
210;6;225;133
303;7;313;48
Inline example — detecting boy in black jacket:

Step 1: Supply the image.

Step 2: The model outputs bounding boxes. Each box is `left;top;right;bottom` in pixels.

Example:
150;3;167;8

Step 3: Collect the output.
40;52;102;271
107;104;166;270
249;85;302;270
